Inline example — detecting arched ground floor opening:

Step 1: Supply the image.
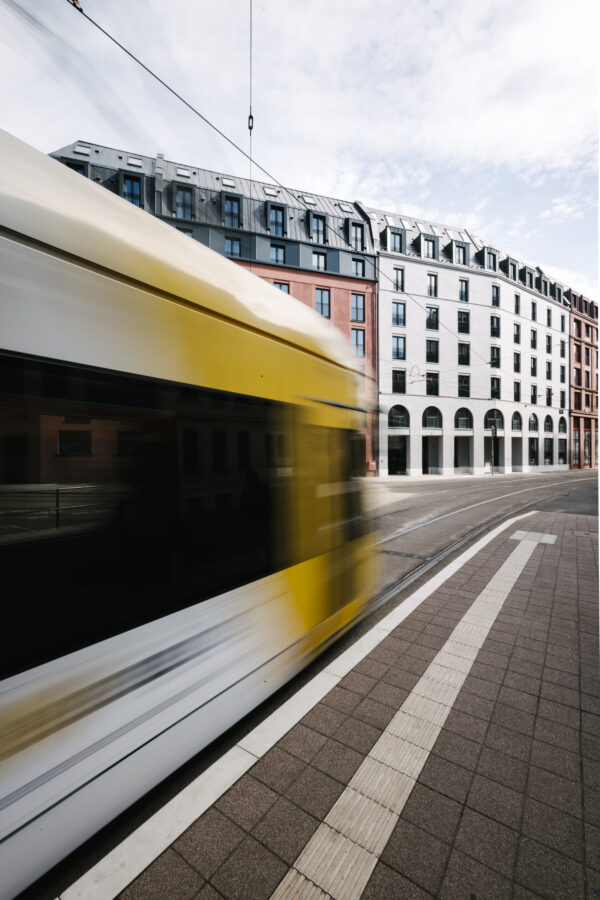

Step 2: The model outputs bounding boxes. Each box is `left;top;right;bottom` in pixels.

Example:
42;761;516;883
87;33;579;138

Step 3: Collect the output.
388;435;408;475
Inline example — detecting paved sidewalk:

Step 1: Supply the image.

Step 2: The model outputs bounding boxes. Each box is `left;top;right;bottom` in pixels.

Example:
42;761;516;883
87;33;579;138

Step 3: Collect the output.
102;510;598;900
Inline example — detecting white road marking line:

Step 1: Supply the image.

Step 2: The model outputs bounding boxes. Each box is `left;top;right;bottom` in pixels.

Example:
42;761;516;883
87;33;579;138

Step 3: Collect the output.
60;510;536;900
272;529;556;900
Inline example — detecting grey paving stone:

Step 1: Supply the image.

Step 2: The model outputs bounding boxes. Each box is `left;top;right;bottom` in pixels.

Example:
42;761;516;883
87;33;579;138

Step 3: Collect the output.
250;746;307;793
381;818;450;894
583;732;600;762
311;737;364;784
369;645;404;666
431;729;481;770
453;691;495;721
440;848;512;900
467;773;524;831
320;684;362;715
585;821;600;872
367;680;409;710
476;746;528;793
497;685;538;714
462;673;501;702
508;658;544;680
252;796;319;865
337;670;378;697
361;861;431;900
584;789;600;828
381;665;420;692
352;696;396;729
527;765;583;819
587;866;600;900
485;723;532;762
215;775;278;831
503;670;542;696
530;738;581;782
401;782;462;844
444;707;488;743
119;849;203;900
174;808;244;879
492;701;535;736
391;653;430;678
583;757;600;791
455;807;518;879
278;723;327;763
284;764;345;819
354;657;390;680
332;715;381;756
300;702;346;738
541;680;581;709
583;712;600;738
470;660;506;685
582;693;600;716
195;885;224;900
522;797;583;862
515;836;585;900
418;753;473;804
211;835;288;900
534;716;580;754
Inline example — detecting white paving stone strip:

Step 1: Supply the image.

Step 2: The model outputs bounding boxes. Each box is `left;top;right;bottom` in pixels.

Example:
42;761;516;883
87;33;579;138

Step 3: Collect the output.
60;510;536;900
269;528;556;900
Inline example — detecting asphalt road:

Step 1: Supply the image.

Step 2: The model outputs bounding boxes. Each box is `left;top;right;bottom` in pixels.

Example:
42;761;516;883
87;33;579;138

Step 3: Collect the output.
18;469;598;900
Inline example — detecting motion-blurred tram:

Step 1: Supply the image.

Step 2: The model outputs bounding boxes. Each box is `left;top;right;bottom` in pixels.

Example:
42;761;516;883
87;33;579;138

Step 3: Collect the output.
0;130;375;897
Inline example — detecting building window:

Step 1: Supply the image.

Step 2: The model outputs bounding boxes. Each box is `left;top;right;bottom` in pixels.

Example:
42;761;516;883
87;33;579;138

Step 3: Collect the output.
392;370;406;394
423;406;442;427
531;385;537;404
351;293;365;322
561;314;566;333
394;268;404;291
546;388;552;406
388;405;409;427
124;175;141;207
490;346;500;368
392;301;405;327
351;329;365;357
490;377;501;399
547;308;552;326
392;335;406;359
559;416;567;433
312;251;326;270
312;214;326;243
455;407;473;428
514;323;521;344
492;285;500;307
531;301;537;321
529;413;538;431
424;237;435;258
458;343;470;366
546;335;552;354
560;340;566;358
427;274;438;298
390;231;402;252
315;288;330;318
490;316;500;338
560;390;566;409
274;282;289;293
59;430;91;456
512;412;522;430
530;330;539;350
546;361;552;380
426;372;439;396
487;250;497;270
458;310;470;334
456;244;466;265
458;374;470;398
510;263;517;280
176;187;192;219
531;357;537;376
459;279;469;302
426;340;439;363
270;205;284;236
514;381;521;402
271;244;285;264
225;237;241;258
224;196;240;228
514;352;521;373
515;294;520;315
528;272;534;289
426;306;439;329
351;223;364;251
352;258;365;277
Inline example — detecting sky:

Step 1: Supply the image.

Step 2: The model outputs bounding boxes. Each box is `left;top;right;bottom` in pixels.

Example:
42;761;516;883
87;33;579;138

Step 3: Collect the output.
1;0;597;299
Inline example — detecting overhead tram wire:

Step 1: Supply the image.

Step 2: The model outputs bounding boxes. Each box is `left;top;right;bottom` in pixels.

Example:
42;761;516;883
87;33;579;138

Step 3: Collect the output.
65;0;529;379
248;0;254;274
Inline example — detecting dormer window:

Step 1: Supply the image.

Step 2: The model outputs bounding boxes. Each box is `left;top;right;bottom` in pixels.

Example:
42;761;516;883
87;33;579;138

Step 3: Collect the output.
351;222;364;251
456;244;466;265
510;262;517;280
224;196;240;228
311;214;326;243
390;231;402;252
424;237;435;259
486;249;497;271
270;205;284;236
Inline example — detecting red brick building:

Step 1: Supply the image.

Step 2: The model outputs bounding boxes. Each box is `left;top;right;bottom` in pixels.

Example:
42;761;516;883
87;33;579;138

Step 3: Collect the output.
567;290;598;468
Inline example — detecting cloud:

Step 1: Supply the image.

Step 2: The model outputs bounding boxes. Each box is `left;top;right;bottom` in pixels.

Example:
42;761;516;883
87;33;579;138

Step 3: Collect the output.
540;193;593;223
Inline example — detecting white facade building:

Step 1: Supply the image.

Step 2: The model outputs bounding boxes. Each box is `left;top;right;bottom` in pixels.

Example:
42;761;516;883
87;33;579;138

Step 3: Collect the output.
361;207;571;476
